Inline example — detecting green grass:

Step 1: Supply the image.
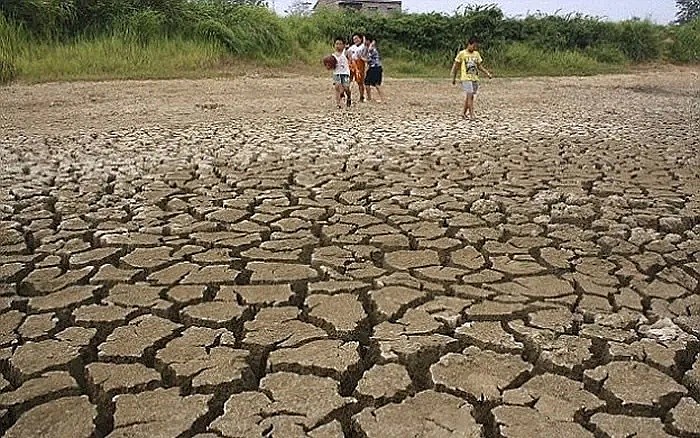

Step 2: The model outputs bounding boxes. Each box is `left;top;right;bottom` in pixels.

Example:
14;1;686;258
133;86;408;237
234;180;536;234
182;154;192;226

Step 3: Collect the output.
12;36;230;82
0;37;636;83
490;43;627;77
1;5;698;84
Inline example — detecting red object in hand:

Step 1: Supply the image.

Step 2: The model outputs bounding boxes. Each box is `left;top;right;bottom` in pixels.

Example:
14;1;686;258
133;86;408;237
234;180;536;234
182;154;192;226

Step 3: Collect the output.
323;55;337;70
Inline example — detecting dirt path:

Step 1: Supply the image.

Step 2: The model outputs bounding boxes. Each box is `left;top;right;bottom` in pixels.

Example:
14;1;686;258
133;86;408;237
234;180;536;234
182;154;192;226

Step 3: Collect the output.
0;70;699;437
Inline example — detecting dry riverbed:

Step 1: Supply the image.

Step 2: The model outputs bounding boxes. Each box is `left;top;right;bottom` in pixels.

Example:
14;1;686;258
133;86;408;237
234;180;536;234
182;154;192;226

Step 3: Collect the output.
1;69;699;437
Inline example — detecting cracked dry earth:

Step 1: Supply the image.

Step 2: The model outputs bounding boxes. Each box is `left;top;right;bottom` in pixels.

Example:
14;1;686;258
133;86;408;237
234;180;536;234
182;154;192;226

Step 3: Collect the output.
1;69;699;438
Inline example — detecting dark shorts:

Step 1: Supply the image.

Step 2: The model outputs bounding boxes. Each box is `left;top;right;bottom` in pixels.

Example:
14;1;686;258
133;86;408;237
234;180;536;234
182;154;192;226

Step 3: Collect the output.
365;66;383;87
333;74;350;86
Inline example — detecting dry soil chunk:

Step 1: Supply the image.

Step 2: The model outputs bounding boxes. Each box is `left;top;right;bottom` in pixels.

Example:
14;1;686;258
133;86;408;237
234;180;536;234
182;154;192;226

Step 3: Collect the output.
211;390;347;437
27;285;98;313
455;321;524;354
69;247;121;269
684;357;700;399
86;363;161;398
10;327;95;380
243;307;327;352
353;390;482;437
355;363;412;401
0;371;79;412
155;327;252;391
90;264;141;284
372;310;458;364
584;361;687;413
267;339;360;381
248;262;319;283
0;310;24;347
105;283;167;309
508;321;593;376
180;299;245;329
590;413;671;438
109;388;212;438
227;284;293;307
4;396;96;438
384;250;439;271
261;372;352;428
165;285;206;305
430;347;532;402
181;265;240;285
73;304;138;329
514;275;575;298
415;296;473;329
493;405;593;438
450;246;486;271
98;315;180;361
502;373;604;421
17;313;58;340
209;392;274;437
669;397;700;436
370;286;427;321
492;256;547;276
120;247;173;271
528;307;575;333
306;293;366;335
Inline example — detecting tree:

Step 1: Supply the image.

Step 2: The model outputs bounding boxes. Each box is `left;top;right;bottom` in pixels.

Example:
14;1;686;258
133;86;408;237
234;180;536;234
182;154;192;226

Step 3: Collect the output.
286;0;313;16
676;0;700;24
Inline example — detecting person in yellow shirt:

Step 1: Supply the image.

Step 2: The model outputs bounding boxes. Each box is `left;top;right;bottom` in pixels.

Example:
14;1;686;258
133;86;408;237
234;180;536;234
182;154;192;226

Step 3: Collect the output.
451;36;493;120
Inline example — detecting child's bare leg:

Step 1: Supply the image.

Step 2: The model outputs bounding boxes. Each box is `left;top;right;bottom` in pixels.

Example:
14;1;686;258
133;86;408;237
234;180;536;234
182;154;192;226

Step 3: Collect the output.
366;86;372;101
375;86;384;102
335;84;343;107
462;95;469;117
467;95;475;119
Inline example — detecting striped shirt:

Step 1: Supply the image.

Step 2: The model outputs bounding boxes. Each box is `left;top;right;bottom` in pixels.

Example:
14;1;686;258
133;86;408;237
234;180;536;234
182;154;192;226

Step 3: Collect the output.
368;47;382;68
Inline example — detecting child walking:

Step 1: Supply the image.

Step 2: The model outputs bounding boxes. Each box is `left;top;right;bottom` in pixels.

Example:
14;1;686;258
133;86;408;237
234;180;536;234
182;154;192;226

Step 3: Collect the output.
452;36;492;120
347;33;367;102
363;36;385;103
332;37;352;109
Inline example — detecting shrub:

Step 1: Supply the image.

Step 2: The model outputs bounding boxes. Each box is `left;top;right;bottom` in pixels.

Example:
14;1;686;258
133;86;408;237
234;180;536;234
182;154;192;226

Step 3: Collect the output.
611;19;663;61
0;58;16;84
667;18;700;62
119;10;167;45
586;44;628;64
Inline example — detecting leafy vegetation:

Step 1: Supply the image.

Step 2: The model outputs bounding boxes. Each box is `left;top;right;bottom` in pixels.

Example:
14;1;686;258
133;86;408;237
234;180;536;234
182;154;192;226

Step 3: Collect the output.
0;1;698;84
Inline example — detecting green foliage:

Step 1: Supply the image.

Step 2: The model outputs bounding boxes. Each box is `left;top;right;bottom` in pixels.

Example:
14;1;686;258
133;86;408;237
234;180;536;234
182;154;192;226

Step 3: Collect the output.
585;44;628;64
119;10;167;45
490;42;612;76
0;14;21;84
610;19;663;61
0;2;696;83
14;35;227;83
668;18;700;61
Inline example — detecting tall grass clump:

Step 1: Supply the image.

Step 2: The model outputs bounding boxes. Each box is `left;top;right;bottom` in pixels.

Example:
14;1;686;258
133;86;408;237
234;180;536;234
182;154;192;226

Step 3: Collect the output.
489;42;616;76
609;19;664;61
14;35;228;82
0;14;24;83
667;18;700;62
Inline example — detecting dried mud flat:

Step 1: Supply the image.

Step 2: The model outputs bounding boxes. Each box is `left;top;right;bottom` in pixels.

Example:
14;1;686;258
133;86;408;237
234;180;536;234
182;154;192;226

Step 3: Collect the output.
0;69;700;437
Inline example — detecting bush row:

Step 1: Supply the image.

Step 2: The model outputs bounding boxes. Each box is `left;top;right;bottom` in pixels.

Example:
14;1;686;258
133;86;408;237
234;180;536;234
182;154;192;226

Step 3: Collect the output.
1;2;698;83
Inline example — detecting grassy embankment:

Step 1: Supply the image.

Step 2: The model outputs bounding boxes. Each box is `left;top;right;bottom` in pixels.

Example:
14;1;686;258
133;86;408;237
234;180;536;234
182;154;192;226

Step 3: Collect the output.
1;1;699;84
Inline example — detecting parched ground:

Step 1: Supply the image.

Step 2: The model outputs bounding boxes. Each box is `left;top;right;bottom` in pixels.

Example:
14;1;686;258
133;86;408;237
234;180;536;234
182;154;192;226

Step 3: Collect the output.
1;69;700;438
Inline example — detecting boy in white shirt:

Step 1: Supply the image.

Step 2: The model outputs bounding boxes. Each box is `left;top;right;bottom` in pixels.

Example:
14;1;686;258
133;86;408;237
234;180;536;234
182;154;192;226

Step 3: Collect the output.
331;37;352;108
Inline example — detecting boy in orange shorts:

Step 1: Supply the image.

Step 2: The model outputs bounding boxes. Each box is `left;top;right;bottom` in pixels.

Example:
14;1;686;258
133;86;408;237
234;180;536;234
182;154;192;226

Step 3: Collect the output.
347;33;368;102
